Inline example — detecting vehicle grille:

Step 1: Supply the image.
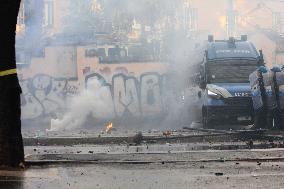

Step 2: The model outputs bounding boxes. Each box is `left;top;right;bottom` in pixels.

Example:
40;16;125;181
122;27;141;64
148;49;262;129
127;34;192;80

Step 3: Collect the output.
224;97;253;106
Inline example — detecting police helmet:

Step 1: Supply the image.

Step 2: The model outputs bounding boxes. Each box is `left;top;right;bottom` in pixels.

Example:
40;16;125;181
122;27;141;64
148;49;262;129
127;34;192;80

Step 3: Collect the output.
271;66;281;72
258;66;268;73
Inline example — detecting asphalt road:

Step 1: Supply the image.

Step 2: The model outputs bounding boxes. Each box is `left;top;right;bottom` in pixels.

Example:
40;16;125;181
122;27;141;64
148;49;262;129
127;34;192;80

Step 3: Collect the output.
1;128;283;189
1;156;284;189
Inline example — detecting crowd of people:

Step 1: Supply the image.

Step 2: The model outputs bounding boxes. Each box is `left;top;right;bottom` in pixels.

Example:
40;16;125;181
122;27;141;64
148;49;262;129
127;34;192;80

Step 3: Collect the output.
250;65;284;130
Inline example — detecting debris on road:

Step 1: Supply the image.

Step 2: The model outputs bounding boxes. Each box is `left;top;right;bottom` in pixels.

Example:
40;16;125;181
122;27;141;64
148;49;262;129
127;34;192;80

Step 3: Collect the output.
247;140;254;149
215;172;224;176
133;132;143;145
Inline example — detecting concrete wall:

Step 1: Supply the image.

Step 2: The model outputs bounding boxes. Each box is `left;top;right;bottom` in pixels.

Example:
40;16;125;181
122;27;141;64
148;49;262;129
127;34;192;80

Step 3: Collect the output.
18;45;170;121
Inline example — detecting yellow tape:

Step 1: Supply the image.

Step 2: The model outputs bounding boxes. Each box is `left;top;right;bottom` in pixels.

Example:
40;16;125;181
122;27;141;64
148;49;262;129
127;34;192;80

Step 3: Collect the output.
0;69;17;77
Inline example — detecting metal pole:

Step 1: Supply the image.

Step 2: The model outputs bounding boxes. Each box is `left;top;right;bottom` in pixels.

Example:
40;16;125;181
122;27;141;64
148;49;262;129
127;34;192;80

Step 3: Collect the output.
227;0;235;37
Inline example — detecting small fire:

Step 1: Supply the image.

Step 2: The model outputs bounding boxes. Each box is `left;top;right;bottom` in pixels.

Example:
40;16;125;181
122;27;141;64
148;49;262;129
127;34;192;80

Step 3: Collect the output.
163;131;172;137
105;122;113;134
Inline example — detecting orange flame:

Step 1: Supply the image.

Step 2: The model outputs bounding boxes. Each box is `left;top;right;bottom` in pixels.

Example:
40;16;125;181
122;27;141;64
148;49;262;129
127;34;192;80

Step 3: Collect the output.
106;122;113;133
163;131;172;137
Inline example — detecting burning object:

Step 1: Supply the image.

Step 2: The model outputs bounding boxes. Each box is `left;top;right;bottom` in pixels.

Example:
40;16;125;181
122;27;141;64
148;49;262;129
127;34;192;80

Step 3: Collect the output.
105;122;113;134
163;131;172;137
48;79;115;132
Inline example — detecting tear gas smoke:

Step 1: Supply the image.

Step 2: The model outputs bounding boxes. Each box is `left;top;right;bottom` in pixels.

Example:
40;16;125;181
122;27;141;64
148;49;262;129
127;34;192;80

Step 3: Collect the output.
18;0;207;132
160;37;205;129
23;0;284;132
49;79;114;131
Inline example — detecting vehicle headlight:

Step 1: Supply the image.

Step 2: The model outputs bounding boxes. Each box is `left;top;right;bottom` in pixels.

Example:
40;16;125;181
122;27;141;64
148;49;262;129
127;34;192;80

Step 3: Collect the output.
207;89;221;99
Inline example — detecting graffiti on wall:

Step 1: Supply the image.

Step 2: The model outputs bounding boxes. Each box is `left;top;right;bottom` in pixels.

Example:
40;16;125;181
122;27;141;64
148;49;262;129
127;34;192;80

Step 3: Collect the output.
85;72;170;118
20;74;78;120
21;72;172;120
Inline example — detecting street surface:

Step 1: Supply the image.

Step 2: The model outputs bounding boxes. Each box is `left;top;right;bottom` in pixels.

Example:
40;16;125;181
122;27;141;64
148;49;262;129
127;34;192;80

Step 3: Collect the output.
0;128;284;189
9;0;284;188
1;150;284;189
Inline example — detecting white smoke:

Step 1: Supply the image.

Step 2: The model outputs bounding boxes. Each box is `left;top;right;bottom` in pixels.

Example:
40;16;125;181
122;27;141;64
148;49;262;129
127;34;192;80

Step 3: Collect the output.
161;37;205;129
48;78;115;131
20;0;207;133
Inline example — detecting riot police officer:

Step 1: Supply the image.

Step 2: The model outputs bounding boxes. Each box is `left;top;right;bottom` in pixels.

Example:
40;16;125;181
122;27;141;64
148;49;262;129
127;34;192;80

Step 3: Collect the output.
274;65;284;129
268;66;282;129
250;66;268;129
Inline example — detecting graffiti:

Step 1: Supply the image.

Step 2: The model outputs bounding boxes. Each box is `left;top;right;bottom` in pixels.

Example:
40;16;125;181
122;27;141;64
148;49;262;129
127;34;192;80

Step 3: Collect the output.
21;72;170;120
20;74;76;120
140;73;163;117
64;84;79;96
86;72;167;118
112;74;140;117
85;74;115;119
99;67;111;76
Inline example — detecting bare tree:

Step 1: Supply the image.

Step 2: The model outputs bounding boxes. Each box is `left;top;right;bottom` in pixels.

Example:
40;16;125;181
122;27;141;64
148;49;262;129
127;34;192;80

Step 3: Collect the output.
64;0;102;35
0;0;24;168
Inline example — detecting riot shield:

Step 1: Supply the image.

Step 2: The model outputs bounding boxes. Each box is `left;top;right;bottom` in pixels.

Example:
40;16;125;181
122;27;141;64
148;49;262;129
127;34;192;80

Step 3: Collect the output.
263;71;277;111
249;71;263;111
249;70;267;128
263;71;277;128
275;71;284;129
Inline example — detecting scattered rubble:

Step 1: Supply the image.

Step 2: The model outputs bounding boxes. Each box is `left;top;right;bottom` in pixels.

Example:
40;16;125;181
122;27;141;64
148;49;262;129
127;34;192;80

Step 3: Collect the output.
247;140;254;149
133;132;143;145
215;173;224;176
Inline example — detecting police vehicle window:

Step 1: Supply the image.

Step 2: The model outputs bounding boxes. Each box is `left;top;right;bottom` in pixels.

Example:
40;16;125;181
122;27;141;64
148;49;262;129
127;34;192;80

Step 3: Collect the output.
207;60;259;83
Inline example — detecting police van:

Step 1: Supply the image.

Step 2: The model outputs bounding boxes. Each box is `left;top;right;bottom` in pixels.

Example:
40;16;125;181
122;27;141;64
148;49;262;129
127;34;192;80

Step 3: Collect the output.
198;35;264;128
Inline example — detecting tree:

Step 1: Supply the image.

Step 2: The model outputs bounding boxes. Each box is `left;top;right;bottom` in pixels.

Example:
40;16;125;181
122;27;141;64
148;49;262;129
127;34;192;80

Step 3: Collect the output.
0;0;24;168
24;0;44;57
63;0;173;42
64;0;102;35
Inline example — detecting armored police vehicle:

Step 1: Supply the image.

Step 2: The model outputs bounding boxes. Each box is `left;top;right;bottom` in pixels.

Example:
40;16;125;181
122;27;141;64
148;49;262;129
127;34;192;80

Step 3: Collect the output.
198;35;264;128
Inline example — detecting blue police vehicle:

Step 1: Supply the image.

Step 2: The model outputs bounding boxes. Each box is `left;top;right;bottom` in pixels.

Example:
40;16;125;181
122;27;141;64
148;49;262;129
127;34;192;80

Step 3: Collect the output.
198;35;264;128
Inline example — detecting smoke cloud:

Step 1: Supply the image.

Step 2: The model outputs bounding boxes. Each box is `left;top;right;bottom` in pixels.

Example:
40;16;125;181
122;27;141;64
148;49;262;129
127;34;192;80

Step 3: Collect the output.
17;0;284;134
18;0;208;133
49;78;114;131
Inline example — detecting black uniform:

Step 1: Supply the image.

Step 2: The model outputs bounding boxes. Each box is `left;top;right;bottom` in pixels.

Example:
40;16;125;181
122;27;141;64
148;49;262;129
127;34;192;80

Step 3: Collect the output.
268;69;282;129
0;0;24;167
255;71;268;129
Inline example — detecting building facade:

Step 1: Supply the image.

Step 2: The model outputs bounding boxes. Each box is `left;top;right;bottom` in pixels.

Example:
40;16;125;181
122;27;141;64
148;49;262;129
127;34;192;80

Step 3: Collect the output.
16;0;284;67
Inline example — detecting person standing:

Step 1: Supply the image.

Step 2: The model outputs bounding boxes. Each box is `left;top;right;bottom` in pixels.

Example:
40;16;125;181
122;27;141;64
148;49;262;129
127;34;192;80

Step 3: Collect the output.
269;66;282;129
0;0;24;168
250;66;268;129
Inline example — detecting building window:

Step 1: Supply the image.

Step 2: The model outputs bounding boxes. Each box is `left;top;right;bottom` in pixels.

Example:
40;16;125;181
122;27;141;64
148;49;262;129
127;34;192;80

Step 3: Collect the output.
43;1;54;27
